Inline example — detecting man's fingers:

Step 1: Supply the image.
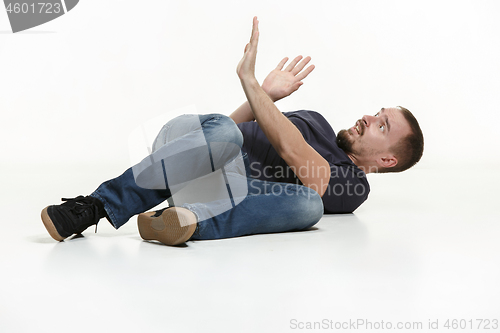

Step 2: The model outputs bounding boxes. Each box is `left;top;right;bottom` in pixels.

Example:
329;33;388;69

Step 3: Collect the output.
285;55;303;72
251;17;259;42
291;56;312;75
276;57;289;70
247;31;259;55
296;64;315;81
248;17;259;52
250;17;255;42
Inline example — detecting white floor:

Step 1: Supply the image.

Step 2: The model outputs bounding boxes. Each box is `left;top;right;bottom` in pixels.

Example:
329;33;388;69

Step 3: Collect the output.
1;161;499;333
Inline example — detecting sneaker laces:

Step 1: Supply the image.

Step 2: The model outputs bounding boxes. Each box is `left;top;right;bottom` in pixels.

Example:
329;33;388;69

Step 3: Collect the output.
61;196;101;233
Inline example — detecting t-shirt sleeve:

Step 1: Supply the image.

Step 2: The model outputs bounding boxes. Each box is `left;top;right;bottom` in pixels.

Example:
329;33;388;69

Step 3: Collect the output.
322;164;370;214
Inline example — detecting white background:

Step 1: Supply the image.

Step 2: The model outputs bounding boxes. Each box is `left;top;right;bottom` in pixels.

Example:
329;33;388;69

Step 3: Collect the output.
1;0;499;168
1;1;500;332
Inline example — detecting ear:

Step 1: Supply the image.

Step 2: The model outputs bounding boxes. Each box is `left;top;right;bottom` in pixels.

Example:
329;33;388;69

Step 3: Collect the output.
376;155;398;169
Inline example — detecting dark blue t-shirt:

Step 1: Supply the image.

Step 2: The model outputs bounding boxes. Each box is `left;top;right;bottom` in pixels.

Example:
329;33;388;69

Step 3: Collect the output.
237;110;370;213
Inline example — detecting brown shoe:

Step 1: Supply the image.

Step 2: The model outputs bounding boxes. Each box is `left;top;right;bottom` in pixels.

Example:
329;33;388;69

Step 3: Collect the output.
138;207;197;246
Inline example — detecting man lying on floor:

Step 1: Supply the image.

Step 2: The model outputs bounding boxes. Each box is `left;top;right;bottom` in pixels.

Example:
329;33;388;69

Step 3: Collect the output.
41;17;424;246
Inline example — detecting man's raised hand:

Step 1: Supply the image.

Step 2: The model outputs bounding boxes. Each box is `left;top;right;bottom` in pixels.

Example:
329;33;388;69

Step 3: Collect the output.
236;17;314;102
262;56;315;102
236;17;259;82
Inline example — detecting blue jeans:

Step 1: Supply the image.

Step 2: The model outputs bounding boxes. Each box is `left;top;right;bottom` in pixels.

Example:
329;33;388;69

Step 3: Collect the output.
90;114;323;240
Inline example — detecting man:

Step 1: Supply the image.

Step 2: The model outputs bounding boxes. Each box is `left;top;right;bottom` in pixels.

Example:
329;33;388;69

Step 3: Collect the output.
41;17;423;246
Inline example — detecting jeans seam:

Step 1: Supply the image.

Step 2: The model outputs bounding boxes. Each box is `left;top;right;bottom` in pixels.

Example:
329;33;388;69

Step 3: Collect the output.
202;114;224;125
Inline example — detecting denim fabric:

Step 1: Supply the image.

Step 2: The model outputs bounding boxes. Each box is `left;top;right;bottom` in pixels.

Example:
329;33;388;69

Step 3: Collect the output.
91;114;324;240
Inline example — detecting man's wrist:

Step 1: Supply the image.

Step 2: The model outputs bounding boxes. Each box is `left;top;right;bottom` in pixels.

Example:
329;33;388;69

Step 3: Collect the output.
240;76;259;87
241;77;278;102
261;83;275;102
240;77;261;97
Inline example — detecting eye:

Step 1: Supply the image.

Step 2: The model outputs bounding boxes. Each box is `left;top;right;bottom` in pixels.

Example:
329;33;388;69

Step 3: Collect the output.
379;124;385;132
375;113;379;117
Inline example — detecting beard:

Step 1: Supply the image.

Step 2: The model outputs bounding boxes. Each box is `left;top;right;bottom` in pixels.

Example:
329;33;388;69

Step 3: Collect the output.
336;129;355;155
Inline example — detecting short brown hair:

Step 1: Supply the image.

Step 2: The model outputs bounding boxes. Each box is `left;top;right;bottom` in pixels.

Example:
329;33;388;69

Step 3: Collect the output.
378;106;424;173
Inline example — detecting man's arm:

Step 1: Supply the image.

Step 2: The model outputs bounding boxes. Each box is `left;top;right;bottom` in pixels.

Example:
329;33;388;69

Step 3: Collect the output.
229;101;255;124
230;56;314;124
236;17;330;196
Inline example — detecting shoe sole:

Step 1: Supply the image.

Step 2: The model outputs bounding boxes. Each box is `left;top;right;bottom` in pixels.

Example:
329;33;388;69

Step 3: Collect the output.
137;207;197;246
41;206;65;241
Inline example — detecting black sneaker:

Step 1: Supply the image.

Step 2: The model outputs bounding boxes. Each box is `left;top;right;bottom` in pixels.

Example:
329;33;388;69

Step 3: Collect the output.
41;196;106;241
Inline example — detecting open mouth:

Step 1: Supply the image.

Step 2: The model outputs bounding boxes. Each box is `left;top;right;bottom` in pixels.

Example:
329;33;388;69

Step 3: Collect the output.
351;120;363;136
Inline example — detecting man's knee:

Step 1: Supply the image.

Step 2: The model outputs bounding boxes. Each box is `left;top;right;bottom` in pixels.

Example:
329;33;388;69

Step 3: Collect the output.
153;114;202;151
202;113;243;148
295;189;324;228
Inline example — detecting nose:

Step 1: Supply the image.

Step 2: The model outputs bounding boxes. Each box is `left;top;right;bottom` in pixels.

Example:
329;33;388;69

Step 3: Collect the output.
362;115;376;127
